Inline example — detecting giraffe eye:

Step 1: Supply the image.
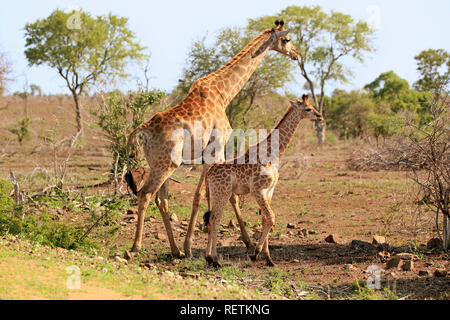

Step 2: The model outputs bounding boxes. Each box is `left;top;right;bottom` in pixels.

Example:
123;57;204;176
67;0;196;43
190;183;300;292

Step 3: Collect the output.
305;108;311;112
283;39;291;43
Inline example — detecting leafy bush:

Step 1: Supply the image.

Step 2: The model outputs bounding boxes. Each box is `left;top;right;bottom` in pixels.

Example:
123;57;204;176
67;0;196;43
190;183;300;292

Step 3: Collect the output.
0;179;14;214
94;89;165;173
8;117;32;145
0;213;98;251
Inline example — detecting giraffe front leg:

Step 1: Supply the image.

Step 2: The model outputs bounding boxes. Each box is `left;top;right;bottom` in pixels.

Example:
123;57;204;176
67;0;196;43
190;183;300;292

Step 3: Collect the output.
156;179;183;258
262;237;275;267
184;164;209;259
251;191;275;263
229;194;255;253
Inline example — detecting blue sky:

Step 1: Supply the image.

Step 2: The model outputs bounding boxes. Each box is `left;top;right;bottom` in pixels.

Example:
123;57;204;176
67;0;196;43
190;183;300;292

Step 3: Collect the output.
1;0;449;96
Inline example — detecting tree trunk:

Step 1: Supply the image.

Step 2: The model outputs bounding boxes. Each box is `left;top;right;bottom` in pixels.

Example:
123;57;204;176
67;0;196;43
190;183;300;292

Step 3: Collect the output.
444;213;449;251
69;92;83;147
316;120;326;147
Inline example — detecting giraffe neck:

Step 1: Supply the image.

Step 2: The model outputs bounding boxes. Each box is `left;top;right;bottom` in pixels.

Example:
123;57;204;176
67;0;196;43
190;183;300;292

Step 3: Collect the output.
260;106;303;161
195;30;273;109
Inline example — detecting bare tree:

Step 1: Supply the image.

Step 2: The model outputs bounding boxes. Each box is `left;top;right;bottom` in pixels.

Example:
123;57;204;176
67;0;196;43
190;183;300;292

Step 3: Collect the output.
405;94;449;250
0;50;12;96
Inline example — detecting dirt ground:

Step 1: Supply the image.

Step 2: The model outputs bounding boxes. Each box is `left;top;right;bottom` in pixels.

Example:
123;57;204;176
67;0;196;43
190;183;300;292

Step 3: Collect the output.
0;97;448;299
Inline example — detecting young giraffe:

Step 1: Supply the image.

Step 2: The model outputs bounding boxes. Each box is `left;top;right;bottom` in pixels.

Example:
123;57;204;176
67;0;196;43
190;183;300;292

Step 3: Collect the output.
204;95;322;267
125;21;299;258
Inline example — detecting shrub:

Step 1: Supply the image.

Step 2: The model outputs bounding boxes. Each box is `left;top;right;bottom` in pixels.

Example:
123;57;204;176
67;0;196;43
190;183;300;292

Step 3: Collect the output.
8;117;32;145
94;89;165;173
0;212;97;251
0;179;14;214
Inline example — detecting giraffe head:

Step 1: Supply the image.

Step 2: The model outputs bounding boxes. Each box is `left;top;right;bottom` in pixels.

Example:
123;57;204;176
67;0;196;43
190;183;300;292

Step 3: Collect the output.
271;20;299;61
290;94;323;121
253;20;299;61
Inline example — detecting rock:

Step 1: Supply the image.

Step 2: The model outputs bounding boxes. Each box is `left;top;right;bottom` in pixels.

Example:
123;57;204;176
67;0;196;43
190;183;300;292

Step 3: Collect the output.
377;251;391;262
418;270;431;277
372;235;386;245
434;269;447;277
386;257;403;269
427;238;442;250
307;230;317;235
228;219;237;229
298;229;308;237
292;259;300;263
55;247;67;254
114;256;128;264
170;213;178;223
123;214;137;221
56;208;64;215
180;272;199;279
394;253;419;261
325;234;340;244
155;232;166;240
164;270;174;277
126;208;138;215
344;264;357;271
120;222;127;226
350;240;374;250
287;230;294;235
141;262;155;270
287;223;295;229
401;260;414;271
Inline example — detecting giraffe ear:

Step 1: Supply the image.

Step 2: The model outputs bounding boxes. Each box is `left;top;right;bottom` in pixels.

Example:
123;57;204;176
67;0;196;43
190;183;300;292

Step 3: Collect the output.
289;100;297;107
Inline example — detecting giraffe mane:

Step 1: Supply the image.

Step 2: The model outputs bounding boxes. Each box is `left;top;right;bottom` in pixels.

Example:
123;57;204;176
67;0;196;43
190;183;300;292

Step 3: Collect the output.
194;29;272;85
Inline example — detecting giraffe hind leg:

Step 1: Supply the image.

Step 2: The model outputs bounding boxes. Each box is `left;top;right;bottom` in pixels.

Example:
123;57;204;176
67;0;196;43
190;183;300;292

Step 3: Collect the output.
155;179;183;258
130;167;177;254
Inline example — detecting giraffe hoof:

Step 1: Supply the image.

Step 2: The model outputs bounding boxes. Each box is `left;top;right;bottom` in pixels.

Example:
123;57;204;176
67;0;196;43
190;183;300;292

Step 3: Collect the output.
123;250;134;261
266;259;275;267
175;251;185;259
205;256;221;268
245;244;256;254
130;245;141;253
205;255;213;263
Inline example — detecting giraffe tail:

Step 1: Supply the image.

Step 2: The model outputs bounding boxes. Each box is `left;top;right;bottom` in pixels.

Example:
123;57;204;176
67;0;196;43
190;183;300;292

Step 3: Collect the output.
125;126;146;196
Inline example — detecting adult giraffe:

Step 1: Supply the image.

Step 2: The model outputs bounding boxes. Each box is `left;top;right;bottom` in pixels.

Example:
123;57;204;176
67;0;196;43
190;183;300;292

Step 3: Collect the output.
125;21;299;258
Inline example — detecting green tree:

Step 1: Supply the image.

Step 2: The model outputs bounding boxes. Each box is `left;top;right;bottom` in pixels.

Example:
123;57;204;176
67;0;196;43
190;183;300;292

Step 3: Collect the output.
29;84;42;96
24;9;146;146
325;89;375;139
250;5;376;145
177;26;294;127
414;49;450;97
365;71;433;125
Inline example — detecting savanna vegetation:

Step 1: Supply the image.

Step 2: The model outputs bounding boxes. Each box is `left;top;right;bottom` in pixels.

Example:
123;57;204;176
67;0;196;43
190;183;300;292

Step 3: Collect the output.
0;5;448;300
